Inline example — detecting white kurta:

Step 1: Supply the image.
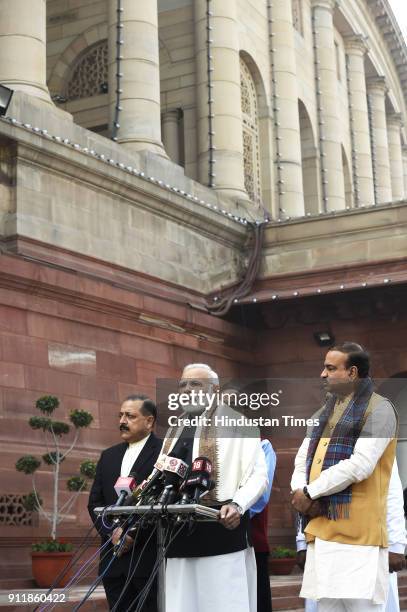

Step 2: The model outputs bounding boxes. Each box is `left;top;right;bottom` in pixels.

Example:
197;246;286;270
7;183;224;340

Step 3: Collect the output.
291;400;397;605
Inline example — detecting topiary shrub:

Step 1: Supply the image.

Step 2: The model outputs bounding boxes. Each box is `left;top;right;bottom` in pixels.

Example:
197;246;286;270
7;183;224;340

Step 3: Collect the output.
15;395;96;544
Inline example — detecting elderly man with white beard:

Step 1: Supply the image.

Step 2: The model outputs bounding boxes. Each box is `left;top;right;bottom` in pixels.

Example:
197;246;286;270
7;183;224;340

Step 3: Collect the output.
161;363;268;612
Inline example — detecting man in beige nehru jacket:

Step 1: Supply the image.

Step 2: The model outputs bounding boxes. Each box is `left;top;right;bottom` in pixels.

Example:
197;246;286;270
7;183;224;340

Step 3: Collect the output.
291;342;404;611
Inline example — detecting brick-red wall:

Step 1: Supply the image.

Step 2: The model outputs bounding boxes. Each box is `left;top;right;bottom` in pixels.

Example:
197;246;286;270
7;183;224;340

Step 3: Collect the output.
2;253;406;583
0;254;255;585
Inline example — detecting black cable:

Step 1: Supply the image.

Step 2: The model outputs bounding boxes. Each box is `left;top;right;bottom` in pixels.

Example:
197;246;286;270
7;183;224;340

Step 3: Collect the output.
131;520;187;612
110;508;158;612
72;513;142;612
40;534;118;612
72;549;119;612
109;513;147;611
127;518;188;612
45;513;135;612
32;516;104;612
130;525;175;612
123;522;172;612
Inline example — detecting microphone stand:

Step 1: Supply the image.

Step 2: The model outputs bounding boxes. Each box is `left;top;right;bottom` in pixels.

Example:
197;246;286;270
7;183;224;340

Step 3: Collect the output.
157;514;166;612
94;503;219;612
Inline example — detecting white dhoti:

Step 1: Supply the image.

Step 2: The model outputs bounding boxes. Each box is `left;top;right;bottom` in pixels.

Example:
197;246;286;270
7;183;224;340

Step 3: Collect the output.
301;540;389;605
385;573;400;612
165;547;257;612
305;566;400;612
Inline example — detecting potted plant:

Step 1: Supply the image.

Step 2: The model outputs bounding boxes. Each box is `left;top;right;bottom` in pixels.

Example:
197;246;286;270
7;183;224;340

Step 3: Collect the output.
15;395;96;588
269;546;297;575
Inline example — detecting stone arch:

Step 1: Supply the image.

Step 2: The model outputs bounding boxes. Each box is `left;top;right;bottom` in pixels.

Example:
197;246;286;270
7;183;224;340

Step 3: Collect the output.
47;23;108;97
298;99;319;215
342;145;353;208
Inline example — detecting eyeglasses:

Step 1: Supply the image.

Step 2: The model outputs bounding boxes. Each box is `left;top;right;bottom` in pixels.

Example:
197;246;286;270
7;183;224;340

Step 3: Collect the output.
178;379;205;390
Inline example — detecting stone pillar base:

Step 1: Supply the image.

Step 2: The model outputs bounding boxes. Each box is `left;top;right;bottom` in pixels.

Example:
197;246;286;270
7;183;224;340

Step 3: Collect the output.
6;91;72;132
120;138;168;158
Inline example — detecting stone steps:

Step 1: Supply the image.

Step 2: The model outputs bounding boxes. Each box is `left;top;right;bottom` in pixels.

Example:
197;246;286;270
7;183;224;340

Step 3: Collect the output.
270;570;407;611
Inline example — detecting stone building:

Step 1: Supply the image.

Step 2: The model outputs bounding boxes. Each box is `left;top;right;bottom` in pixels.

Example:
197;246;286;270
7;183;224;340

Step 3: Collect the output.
0;0;406;585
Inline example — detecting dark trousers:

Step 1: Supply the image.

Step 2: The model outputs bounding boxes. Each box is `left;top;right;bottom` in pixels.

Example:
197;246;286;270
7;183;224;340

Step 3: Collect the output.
255;551;272;612
102;574;157;612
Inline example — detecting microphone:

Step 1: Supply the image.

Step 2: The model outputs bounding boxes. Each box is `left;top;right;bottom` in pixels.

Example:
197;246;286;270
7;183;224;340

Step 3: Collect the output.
124;455;167;505
180;456;214;504
113;472;138;507
158;445;189;506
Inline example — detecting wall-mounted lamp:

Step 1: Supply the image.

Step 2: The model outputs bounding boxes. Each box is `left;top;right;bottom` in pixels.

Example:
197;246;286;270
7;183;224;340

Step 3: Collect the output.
313;331;335;347
0;85;13;117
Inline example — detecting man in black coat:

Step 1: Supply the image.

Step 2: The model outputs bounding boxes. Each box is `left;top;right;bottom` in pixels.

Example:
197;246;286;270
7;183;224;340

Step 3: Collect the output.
88;394;162;611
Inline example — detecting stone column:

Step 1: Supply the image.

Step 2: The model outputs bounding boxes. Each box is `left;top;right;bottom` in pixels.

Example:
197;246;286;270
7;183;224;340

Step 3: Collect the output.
271;0;305;217
311;0;346;211
194;0;247;200
0;0;51;104
162;110;181;165
108;0;165;155
387;112;404;201
402;145;407;199
366;76;392;204
344;35;375;207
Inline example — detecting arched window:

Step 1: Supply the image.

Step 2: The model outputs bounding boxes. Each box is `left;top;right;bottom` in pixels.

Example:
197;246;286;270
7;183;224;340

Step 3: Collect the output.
240;58;261;204
66;40;108;101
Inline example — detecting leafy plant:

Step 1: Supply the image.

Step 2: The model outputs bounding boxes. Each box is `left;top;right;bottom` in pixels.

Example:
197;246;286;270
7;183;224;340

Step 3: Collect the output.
16;456;41;475
42;452;65;465
70;410;93;428
15;395;96;542
270;547;296;559
22;491;43;512
67;476;87;492
36;395;59;415
80;460;97;479
32;541;73;553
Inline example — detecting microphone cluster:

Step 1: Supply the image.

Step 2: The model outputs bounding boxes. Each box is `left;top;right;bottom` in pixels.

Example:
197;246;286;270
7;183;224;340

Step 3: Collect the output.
112;448;214;510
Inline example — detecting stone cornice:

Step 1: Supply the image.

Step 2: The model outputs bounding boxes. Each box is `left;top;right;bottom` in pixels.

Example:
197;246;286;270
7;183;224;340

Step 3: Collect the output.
241;258;407;304
256;200;407;296
366;0;407;106
0;117;248;245
0;120;246;251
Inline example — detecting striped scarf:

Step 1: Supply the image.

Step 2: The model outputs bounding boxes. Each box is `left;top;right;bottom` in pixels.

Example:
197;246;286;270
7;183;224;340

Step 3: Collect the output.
305;377;374;520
